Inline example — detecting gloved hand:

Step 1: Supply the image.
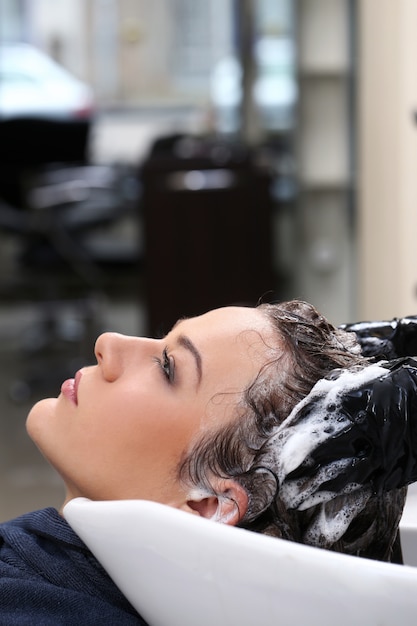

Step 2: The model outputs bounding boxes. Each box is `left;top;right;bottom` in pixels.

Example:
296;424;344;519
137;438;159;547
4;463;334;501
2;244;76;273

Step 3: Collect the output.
274;357;417;511
341;315;417;360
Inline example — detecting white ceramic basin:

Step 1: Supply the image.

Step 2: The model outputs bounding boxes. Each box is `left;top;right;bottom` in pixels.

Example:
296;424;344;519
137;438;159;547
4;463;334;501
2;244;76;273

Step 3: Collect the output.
64;492;417;626
400;481;417;567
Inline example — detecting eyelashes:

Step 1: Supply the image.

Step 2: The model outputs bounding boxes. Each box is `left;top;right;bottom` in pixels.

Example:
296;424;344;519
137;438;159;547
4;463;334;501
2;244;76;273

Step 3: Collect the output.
154;347;175;383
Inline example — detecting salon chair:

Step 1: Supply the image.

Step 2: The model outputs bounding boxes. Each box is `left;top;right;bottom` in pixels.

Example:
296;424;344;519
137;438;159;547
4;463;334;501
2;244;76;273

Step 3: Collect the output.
64;484;417;626
0;117;140;399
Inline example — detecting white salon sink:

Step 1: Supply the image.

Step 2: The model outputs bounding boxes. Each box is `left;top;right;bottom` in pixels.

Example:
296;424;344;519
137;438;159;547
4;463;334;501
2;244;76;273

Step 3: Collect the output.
64;491;417;626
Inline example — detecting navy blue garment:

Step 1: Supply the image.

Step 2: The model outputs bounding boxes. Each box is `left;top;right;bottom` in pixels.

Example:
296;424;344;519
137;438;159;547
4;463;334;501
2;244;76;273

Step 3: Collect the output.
0;507;148;625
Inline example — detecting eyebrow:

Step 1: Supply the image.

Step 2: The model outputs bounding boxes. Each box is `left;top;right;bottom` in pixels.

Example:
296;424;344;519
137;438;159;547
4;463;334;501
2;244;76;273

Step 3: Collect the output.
177;334;202;386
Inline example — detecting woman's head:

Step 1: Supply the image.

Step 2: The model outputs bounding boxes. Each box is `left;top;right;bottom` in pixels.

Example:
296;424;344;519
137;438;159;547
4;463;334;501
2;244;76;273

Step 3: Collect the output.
26;304;279;519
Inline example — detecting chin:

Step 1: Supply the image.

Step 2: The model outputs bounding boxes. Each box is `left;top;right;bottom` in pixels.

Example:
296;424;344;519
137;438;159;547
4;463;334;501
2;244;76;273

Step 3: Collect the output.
26;397;57;440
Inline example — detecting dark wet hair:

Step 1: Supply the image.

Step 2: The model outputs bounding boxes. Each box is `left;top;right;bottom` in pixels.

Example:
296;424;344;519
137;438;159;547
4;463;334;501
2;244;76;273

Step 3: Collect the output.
178;300;406;563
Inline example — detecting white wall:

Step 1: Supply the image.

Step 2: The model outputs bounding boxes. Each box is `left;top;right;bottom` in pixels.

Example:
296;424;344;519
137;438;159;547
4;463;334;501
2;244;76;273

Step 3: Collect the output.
357;0;417;320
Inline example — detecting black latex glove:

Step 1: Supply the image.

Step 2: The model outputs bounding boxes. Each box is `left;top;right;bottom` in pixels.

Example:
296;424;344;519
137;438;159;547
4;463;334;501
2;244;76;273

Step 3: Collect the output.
275;357;417;511
341;315;417;360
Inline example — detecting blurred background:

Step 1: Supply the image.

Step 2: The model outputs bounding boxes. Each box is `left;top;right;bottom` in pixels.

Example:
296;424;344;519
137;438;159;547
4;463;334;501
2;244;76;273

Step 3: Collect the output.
0;0;416;520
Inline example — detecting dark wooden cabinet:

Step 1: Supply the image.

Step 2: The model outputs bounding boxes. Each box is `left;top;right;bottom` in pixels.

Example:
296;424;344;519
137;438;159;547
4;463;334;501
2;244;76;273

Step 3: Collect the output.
142;136;274;336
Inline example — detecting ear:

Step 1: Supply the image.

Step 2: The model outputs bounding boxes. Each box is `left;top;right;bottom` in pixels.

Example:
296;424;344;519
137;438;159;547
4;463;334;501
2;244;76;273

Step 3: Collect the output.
182;479;248;526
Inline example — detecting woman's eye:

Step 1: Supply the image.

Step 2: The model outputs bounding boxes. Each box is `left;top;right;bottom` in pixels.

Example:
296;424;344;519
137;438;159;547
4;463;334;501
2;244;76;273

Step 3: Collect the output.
160;348;175;383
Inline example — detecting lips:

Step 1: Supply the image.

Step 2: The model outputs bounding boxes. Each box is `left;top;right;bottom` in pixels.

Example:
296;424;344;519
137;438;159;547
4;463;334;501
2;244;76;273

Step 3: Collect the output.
61;370;82;405
74;370;82;403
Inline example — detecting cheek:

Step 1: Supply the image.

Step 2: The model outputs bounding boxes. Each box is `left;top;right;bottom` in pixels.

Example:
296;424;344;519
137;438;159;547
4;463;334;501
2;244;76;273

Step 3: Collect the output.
81;383;198;461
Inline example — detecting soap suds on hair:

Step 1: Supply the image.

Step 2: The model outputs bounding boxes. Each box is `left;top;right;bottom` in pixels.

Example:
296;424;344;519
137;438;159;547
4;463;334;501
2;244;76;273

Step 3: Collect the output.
265;362;389;546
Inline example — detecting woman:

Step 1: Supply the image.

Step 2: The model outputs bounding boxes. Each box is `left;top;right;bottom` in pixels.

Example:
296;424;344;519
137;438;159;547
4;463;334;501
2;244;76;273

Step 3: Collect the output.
0;300;408;624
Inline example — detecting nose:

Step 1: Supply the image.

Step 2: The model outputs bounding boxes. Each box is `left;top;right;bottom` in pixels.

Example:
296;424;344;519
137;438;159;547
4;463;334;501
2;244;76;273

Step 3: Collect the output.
94;332;124;382
94;332;156;382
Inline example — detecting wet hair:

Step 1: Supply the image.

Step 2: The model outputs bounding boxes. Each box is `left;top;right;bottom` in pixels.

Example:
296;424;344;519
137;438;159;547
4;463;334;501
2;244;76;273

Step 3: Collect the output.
178;300;406;563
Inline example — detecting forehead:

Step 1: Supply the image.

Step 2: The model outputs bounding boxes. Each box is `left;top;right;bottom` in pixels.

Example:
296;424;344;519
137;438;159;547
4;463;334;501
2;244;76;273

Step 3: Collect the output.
185;306;272;337
178;307;277;364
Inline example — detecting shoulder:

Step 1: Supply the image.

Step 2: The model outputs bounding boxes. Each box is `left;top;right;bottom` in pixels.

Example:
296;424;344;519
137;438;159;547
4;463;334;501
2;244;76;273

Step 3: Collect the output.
0;508;148;624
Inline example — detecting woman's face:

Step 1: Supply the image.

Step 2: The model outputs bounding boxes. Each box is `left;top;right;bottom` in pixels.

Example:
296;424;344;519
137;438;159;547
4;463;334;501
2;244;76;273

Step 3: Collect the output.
27;306;276;509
